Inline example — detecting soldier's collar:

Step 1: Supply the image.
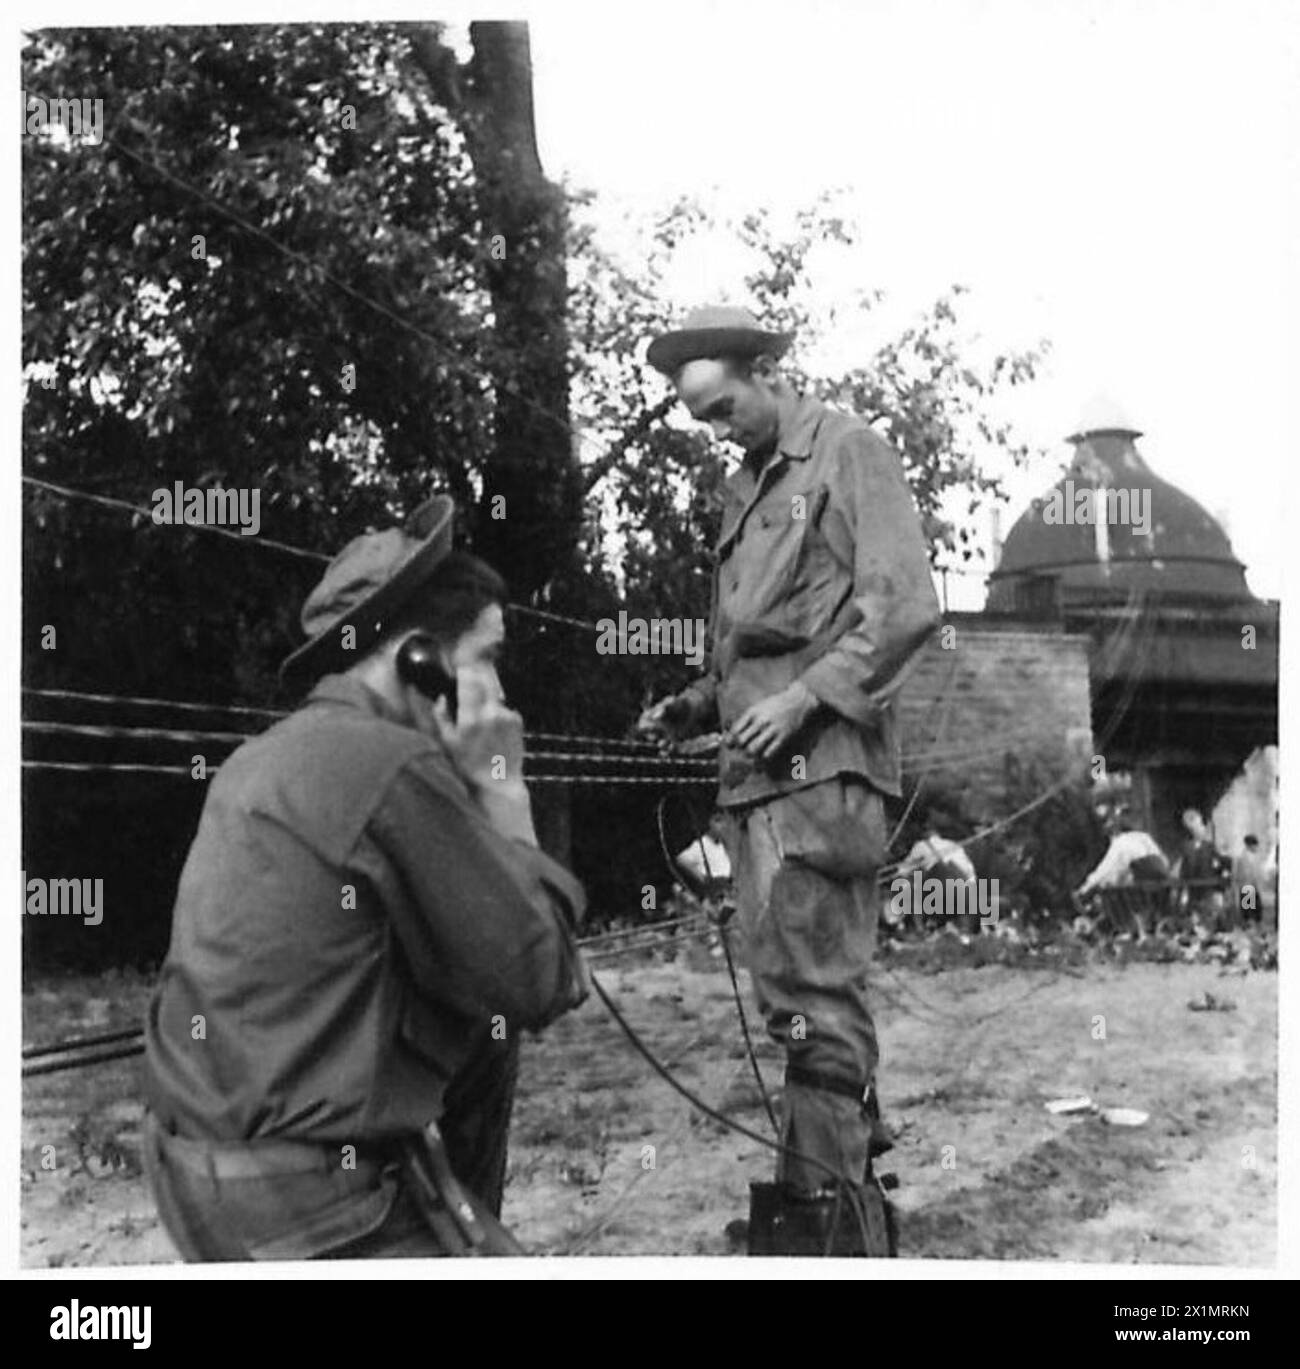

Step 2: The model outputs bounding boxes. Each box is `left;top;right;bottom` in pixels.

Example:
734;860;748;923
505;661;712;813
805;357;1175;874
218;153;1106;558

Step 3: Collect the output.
774;393;825;461
306;672;412;731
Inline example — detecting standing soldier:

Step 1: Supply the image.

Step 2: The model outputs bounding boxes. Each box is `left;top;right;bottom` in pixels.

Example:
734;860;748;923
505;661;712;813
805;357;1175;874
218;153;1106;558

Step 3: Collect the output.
638;306;941;1255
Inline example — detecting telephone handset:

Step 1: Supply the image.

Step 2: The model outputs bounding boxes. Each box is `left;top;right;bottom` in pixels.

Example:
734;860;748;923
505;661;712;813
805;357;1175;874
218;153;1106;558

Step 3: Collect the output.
396;634;457;723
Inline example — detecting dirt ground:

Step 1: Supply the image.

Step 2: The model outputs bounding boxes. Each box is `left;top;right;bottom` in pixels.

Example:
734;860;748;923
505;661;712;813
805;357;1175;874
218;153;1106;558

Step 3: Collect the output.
21;950;1276;1266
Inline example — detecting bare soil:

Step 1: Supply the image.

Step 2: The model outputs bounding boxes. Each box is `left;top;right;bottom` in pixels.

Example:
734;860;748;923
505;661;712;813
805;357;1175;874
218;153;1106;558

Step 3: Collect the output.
21;952;1276;1266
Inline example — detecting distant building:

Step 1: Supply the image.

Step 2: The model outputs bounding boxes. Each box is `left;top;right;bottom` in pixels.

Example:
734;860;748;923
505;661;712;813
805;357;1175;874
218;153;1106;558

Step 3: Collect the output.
898;403;1278;859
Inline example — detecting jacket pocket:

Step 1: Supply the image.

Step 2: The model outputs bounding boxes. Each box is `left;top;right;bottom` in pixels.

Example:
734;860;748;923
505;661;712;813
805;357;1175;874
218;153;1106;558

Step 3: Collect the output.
763;778;887;879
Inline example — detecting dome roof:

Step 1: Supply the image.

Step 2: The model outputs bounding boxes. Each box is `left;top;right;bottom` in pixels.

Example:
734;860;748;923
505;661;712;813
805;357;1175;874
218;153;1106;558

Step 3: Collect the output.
986;424;1254;613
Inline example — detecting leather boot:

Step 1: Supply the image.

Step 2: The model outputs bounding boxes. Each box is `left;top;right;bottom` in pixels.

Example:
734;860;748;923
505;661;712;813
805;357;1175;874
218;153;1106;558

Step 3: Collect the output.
869;1164;900;1257
865;1085;895;1158
864;1087;900;1254
746;1176;893;1257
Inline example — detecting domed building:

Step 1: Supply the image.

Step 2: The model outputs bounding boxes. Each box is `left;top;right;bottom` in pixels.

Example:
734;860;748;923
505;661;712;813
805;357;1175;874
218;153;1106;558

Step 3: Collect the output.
894;400;1276;869
982;404;1277;856
987;404;1256;614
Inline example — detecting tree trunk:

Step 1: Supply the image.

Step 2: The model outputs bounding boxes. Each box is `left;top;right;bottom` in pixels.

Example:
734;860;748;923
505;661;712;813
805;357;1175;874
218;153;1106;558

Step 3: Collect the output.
408;20;579;603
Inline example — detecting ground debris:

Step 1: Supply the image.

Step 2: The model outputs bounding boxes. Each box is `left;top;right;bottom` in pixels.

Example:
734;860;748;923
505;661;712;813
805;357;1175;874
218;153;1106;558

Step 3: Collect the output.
1187;991;1237;1012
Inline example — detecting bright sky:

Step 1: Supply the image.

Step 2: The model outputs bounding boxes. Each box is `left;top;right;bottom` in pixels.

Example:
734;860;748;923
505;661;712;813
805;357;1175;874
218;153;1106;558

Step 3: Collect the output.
529;0;1297;604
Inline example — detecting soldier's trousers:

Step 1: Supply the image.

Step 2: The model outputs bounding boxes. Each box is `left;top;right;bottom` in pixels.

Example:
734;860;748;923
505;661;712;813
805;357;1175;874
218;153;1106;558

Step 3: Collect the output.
725;777;885;1194
144;1027;521;1260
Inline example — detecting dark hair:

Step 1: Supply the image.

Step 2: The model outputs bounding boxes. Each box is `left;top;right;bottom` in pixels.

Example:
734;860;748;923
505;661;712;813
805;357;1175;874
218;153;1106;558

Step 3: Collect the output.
383;551;508;651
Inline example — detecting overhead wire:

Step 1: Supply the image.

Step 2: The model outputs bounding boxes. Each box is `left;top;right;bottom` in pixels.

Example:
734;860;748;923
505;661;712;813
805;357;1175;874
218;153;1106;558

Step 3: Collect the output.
22;686;285;721
24;720;255;746
22;475;330;565
19;765;712;786
21;719;714;776
23;760;200;777
23;689;679;758
22;689;1055;773
22;1041;145;1078
22;472;617;638
24;472;695;656
23;1025;147;1060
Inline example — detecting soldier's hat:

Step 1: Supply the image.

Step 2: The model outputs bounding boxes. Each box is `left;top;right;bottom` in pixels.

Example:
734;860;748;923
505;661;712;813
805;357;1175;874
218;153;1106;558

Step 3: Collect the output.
647;305;793;377
279;496;455;689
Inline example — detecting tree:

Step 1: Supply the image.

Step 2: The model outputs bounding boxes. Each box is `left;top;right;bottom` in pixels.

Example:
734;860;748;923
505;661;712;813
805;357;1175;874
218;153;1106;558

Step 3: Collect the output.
406;21;581;605
24;22;495;703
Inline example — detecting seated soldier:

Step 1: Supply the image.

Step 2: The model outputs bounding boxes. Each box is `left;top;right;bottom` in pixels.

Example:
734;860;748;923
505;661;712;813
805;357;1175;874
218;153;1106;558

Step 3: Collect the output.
143;497;589;1260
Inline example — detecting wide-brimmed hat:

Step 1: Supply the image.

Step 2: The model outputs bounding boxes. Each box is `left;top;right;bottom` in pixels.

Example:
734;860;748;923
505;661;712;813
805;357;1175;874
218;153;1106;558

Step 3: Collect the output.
279;496;455;689
646;305;793;377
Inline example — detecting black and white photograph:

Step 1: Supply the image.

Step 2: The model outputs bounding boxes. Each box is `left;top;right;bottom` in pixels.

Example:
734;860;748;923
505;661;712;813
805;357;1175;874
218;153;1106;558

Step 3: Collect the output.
14;0;1295;1299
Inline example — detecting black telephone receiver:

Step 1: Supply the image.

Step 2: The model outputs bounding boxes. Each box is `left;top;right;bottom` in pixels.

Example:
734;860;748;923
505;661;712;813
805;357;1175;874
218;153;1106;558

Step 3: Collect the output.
397;634;457;722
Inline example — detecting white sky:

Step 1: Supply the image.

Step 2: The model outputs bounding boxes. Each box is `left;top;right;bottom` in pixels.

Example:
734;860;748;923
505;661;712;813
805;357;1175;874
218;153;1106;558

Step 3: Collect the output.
530;0;1297;604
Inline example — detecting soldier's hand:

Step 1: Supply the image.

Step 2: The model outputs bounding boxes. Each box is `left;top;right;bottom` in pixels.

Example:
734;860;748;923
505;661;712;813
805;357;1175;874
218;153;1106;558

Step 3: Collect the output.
727;682;819;762
432;668;527;793
635;693;696;746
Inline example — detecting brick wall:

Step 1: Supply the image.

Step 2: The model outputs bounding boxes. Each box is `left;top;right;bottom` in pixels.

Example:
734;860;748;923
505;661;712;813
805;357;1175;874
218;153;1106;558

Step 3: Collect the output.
896;615;1094;821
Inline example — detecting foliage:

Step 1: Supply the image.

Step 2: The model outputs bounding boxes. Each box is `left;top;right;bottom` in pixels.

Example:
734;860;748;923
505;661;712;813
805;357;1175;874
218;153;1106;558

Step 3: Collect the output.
981;757;1107;920
24;23;500;705
23;26;1052;959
